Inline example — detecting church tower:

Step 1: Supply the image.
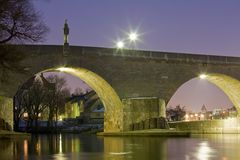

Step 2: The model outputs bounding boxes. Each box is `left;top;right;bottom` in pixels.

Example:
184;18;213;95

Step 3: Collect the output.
63;19;70;56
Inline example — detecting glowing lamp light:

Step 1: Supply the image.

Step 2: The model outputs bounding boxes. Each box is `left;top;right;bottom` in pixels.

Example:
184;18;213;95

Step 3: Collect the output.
116;41;124;49
185;114;189;121
56;67;75;72
128;32;138;42
200;74;207;79
23;112;28;118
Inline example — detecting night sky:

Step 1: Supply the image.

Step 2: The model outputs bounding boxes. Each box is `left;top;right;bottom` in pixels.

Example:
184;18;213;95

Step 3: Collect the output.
34;0;239;111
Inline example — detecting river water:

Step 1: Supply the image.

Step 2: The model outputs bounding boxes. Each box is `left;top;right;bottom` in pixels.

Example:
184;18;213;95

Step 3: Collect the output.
0;134;240;160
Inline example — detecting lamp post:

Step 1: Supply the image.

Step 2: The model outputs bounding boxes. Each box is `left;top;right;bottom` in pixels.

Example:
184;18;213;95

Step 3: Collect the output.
114;30;140;50
128;32;138;42
116;41;125;49
128;32;138;49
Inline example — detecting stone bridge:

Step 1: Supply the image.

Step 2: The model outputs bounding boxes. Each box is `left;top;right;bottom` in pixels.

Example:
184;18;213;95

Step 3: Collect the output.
1;45;240;132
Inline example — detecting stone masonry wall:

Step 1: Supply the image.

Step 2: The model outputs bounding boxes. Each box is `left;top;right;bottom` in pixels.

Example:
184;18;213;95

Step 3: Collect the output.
0;96;13;130
2;45;240;132
169;119;240;134
122;97;166;131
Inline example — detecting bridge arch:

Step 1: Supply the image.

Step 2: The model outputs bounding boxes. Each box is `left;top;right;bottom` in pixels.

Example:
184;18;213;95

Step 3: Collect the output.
200;73;240;114
168;73;240;115
38;67;124;132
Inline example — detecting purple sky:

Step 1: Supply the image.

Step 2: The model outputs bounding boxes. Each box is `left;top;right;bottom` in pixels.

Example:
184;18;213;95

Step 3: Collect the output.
33;0;238;111
168;78;232;112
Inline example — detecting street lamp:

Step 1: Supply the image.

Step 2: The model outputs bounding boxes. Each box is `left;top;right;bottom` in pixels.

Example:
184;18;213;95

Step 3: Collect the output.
116;41;125;49
128;32;138;42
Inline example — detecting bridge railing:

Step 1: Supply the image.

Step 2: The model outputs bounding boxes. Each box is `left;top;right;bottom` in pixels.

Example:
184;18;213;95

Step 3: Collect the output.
16;45;240;66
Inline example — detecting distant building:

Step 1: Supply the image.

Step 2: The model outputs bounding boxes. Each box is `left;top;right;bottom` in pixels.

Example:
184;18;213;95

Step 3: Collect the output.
61;91;104;124
201;105;207;113
184;105;237;121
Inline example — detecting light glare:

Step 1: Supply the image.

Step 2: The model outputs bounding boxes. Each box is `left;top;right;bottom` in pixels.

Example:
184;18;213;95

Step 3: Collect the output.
200;74;207;79
129;32;138;41
116;41;124;49
56;67;75;72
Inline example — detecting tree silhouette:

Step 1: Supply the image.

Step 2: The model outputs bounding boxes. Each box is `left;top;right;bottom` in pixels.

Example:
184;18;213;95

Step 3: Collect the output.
0;0;48;44
166;105;186;121
0;0;48;82
45;75;70;130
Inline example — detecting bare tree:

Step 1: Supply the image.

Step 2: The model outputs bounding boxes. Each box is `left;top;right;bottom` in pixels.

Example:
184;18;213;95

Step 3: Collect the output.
14;90;27;131
15;74;71;132
21;80;48;132
166;105;186;121
45;75;70;129
0;0;48;82
29;80;48;131
73;87;85;96
0;0;48;44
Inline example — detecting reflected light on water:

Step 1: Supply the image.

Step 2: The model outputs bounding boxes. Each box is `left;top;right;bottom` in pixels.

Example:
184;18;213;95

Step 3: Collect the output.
195;141;215;160
109;151;132;155
36;140;41;155
23;140;28;160
53;154;68;160
3;134;240;160
223;118;239;131
59;134;63;153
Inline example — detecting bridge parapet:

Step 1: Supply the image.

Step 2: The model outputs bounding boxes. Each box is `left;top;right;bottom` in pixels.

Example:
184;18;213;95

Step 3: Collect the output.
16;45;240;65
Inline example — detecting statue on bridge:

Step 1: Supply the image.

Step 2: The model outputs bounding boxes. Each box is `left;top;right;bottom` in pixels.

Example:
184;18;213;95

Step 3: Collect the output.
63;19;70;56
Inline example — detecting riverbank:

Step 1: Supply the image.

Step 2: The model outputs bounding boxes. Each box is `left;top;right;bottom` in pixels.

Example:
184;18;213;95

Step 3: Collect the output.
169;119;240;134
97;129;191;137
0;130;31;139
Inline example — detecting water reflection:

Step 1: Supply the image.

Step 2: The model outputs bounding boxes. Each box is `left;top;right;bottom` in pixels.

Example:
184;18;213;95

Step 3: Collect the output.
1;134;240;160
194;141;216;160
23;140;28;160
101;136;167;160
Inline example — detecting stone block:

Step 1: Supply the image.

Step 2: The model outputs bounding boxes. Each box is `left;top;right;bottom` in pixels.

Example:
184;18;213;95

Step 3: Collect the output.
133;123;139;130
157;117;169;129
158;99;166;118
129;124;134;131
149;118;157;129
139;121;144;130
0;96;13;130
0;118;4;129
122;97;166;131
144;119;150;129
6;123;11;130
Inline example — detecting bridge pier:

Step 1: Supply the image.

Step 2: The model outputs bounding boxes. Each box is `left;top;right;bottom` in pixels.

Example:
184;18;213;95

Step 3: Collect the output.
0;96;13;131
122;97;166;131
